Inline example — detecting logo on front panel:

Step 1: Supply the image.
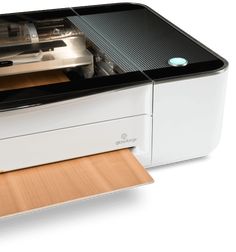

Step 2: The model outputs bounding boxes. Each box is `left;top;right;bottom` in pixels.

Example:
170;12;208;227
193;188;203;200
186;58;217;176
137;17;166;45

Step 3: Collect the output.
121;133;128;140
115;133;137;146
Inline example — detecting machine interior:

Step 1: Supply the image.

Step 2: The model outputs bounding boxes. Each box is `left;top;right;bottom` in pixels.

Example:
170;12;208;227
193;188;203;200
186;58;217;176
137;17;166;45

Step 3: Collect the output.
0;11;125;91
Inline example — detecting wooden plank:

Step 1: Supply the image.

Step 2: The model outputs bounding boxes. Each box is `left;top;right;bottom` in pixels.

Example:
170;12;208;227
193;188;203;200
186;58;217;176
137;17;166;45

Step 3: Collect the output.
0;149;154;217
0;70;69;91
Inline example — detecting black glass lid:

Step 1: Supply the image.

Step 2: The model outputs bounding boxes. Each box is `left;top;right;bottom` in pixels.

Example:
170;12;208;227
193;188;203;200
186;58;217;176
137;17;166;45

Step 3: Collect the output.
0;3;227;111
73;3;227;80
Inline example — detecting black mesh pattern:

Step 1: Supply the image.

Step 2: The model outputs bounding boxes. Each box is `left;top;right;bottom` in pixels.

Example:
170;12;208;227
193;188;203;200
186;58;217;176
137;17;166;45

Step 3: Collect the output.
71;8;217;72
69;16;138;72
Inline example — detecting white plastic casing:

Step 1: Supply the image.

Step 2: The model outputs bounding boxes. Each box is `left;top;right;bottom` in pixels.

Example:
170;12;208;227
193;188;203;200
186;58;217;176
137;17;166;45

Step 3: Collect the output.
151;70;228;166
0;84;153;172
0;84;152;139
0;69;228;172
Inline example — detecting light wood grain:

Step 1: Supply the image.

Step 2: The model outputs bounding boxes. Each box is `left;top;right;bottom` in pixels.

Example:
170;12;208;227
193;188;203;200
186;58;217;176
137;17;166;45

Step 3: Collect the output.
0;149;154;217
0;70;69;91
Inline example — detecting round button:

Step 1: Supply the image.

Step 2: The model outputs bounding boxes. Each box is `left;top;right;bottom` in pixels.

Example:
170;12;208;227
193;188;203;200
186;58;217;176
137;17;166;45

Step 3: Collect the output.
168;57;188;67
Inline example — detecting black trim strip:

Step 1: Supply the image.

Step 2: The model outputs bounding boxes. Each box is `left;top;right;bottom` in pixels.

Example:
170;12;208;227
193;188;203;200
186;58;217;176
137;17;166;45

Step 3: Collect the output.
73;3;143;15
0;8;76;22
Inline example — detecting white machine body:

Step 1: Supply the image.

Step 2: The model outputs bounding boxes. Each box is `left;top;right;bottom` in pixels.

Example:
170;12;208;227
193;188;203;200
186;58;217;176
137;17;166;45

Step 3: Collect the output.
0;69;227;172
0;4;228;172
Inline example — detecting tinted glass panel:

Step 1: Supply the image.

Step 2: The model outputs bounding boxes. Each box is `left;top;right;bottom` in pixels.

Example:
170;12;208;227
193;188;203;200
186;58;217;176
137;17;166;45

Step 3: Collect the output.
0;8;147;110
75;6;220;70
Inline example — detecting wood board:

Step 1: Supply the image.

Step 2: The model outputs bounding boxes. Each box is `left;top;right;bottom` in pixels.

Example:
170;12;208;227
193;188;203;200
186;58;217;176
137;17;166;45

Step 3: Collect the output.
0;149;154;218
0;70;69;91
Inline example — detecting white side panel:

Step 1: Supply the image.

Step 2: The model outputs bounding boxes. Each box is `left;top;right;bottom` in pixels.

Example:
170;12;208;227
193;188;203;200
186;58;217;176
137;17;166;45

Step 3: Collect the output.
0;115;152;172
152;71;228;166
0;84;152;139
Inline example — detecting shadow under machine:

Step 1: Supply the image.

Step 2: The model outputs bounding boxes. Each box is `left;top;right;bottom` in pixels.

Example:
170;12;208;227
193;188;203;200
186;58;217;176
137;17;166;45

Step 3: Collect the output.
0;4;228;217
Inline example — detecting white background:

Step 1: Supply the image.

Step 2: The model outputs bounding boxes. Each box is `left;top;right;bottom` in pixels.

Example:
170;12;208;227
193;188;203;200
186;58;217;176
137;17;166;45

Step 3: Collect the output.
0;1;235;251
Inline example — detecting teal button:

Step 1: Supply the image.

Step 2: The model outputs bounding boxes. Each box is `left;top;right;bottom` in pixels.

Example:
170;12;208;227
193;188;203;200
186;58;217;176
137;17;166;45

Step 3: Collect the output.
168;57;188;67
